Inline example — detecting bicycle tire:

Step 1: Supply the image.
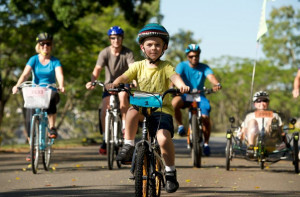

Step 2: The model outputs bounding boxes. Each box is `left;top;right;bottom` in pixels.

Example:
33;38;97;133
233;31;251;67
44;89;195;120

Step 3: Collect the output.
42;127;52;171
116;119;122;169
149;145;162;197
30;116;39;174
107;115;114;170
191;114;201;168
225;138;232;171
135;144;149;197
293;134;299;173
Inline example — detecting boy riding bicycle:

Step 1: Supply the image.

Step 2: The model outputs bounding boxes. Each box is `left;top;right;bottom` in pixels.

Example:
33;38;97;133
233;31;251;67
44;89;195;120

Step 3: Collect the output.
107;23;189;193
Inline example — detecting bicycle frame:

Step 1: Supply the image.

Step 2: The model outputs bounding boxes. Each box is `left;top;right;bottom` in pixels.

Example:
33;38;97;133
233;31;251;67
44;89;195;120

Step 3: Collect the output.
130;116;166;186
105;94;122;147
31;109;54;151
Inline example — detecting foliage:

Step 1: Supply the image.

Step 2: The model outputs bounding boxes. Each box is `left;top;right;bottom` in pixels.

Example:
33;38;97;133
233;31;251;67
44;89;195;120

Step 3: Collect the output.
261;6;300;68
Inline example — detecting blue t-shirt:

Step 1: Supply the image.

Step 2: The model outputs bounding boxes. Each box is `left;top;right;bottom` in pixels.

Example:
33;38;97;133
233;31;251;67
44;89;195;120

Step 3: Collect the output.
26;54;62;87
176;61;213;92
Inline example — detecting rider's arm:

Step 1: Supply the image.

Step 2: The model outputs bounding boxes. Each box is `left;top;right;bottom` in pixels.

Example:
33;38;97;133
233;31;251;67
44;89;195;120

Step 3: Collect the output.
207;74;221;91
12;65;32;94
86;65;103;90
293;69;300;98
113;74;130;86
170;73;190;93
55;66;65;93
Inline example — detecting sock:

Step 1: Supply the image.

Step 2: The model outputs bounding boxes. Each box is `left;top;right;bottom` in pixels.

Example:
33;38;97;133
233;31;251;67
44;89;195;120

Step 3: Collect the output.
178;125;184;129
124;139;135;146
122;120;126;130
165;165;175;172
204;143;209;147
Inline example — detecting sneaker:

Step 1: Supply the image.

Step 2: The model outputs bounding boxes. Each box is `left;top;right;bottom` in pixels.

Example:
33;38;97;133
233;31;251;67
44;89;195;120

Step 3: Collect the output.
203;145;211;156
99;142;107;155
177;126;186;136
26;153;31;162
246;145;254;158
165;170;179;193
49;127;58;139
116;144;135;165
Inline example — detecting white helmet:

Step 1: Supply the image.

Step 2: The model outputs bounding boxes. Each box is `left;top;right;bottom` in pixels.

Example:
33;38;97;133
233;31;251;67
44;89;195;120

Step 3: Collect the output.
253;91;269;102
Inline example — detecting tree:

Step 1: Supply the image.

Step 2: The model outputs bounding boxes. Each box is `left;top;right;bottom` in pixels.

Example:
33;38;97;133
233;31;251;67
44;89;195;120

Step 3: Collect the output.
261;6;300;68
0;0;160;141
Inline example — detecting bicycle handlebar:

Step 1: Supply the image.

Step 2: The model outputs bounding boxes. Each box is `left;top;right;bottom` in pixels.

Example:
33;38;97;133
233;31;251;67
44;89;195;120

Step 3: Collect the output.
18;81;57;90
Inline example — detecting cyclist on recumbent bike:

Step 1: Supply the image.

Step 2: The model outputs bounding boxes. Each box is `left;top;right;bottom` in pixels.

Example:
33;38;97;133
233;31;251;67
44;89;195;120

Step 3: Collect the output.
172;44;221;156
238;91;287;158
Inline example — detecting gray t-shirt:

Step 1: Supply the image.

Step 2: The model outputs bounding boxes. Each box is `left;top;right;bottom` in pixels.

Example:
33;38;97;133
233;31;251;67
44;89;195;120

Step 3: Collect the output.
96;46;134;83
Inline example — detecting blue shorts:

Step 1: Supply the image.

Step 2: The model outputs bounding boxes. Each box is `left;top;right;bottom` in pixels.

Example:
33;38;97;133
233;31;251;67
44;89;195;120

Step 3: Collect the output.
181;94;211;116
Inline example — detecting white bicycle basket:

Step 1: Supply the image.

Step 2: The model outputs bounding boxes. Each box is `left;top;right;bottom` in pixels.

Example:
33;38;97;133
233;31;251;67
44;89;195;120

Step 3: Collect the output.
22;87;52;109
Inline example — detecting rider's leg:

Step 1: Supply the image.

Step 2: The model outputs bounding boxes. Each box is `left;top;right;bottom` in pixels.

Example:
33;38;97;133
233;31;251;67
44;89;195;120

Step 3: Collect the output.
202;115;211;144
245;119;259;146
116;107;142;163
157;129;175;166
48;114;56;129
172;96;186;136
172;96;184;126
118;91;129;130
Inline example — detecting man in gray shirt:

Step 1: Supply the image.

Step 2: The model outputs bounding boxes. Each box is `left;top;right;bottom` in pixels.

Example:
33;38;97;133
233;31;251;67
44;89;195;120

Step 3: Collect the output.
86;26;134;154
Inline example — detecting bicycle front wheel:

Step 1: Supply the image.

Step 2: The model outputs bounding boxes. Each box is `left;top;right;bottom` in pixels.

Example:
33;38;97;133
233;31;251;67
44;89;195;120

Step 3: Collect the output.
42;128;52;171
149;145;162;197
191;114;201;168
225;138;232;171
135;144;149;197
30;116;40;174
107;116;114;170
293;133;299;173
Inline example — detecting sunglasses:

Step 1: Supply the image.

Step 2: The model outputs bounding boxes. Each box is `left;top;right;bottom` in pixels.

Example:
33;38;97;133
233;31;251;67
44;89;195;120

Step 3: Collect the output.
110;36;122;40
255;99;269;103
188;55;199;59
40;42;52;47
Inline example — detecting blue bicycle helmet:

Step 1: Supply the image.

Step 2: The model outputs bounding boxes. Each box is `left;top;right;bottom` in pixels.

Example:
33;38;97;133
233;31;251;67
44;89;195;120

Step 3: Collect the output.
185;44;201;54
107;26;124;36
36;32;53;42
137;23;169;45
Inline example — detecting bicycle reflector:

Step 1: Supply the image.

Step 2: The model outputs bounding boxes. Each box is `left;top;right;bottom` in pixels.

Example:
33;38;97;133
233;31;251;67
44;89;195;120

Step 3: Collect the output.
129;92;162;108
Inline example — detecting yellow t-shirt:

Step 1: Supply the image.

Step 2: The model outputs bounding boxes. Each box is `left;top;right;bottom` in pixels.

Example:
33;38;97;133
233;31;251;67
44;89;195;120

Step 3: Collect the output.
124;60;176;115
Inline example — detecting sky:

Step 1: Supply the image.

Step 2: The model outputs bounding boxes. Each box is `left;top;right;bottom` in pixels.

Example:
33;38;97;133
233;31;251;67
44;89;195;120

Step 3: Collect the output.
160;0;300;60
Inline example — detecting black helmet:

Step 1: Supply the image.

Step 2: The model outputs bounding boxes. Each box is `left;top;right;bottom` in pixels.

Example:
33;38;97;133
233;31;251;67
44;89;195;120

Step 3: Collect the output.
36;32;53;42
253;91;269;102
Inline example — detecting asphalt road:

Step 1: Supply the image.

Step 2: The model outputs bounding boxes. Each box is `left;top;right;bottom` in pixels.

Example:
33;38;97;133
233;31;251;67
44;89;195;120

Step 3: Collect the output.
0;137;299;197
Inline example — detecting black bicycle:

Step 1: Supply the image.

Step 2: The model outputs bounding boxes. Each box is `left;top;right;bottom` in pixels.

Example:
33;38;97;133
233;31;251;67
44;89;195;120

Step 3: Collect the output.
226;111;299;173
182;88;214;168
111;88;179;197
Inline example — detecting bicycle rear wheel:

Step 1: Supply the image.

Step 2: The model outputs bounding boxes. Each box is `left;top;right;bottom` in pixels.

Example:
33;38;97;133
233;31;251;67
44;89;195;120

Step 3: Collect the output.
191;114;201;168
149;145;162;197
30;116;40;174
107;116;114;170
225;138;232;171
293;133;299;173
135;145;149;197
42;128;52;171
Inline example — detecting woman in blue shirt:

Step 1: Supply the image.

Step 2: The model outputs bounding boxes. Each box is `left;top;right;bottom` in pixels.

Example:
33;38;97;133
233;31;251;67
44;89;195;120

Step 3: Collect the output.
12;32;64;152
